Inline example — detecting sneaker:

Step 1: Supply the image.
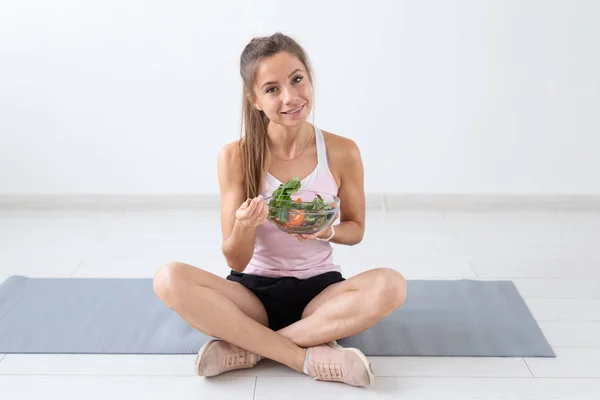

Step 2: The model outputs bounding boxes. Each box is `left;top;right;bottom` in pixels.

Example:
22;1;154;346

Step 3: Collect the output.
304;341;374;387
195;339;260;377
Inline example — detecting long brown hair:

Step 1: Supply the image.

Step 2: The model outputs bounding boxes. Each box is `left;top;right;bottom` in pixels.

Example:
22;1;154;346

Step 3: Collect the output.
239;32;315;199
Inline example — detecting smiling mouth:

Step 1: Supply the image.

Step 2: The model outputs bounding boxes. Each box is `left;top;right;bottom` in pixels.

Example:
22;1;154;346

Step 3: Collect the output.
282;103;306;114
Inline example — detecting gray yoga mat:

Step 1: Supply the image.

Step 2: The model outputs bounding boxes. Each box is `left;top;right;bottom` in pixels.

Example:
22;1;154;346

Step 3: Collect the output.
0;275;555;357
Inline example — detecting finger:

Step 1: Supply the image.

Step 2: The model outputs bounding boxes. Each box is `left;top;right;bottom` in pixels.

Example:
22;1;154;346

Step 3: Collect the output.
242;198;258;217
260;203;269;219
240;198;252;210
249;197;264;218
328;213;340;227
254;209;266;222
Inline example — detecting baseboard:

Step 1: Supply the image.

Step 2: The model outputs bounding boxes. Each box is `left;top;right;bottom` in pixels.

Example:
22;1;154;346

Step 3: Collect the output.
384;194;600;211
1;194;599;212
0;195;222;212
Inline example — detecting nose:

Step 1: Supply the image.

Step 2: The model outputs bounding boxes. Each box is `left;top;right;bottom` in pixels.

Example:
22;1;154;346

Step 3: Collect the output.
281;85;298;105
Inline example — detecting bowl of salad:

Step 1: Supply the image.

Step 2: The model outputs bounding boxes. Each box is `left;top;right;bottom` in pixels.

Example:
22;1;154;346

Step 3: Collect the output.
263;177;340;235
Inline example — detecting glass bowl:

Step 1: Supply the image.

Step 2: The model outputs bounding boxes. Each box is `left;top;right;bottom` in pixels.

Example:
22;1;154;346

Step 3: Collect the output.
262;189;340;235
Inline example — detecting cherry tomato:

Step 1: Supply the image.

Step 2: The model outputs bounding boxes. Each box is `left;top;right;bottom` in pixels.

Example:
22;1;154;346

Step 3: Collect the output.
288;211;305;226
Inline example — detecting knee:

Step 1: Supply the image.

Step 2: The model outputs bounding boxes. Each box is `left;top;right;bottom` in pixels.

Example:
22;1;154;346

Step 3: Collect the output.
153;261;189;307
370;268;406;317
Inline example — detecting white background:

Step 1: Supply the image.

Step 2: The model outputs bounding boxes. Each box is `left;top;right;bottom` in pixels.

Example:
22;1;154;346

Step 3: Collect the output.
1;0;598;196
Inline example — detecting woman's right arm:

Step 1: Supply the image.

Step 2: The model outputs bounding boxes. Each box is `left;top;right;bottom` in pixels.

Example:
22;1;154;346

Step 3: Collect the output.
218;142;267;272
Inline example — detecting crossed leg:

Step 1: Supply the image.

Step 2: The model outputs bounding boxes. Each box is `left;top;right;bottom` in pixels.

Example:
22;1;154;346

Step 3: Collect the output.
153;262;307;372
154;263;406;371
277;267;407;347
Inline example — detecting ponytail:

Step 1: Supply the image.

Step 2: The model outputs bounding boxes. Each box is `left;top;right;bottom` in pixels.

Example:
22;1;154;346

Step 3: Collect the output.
240;93;270;199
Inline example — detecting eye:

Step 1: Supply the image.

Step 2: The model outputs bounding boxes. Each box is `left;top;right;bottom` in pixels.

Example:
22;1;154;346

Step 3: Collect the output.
265;76;303;94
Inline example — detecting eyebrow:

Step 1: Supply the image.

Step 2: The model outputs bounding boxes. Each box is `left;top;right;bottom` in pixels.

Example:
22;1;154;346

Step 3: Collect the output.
260;68;303;89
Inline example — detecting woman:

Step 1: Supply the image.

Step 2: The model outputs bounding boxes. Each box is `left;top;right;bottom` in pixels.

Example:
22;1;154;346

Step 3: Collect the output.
153;32;406;387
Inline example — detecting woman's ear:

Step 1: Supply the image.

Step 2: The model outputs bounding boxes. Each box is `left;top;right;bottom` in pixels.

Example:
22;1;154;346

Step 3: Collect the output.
247;94;261;111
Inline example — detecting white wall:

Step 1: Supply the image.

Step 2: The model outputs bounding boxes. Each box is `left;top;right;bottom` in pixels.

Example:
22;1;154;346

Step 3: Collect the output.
1;0;598;196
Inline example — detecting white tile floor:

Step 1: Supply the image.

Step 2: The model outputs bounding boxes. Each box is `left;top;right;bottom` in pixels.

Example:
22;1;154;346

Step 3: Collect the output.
1;208;600;399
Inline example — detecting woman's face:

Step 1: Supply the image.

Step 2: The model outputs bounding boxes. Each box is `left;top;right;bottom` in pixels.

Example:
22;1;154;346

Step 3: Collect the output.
251;52;313;126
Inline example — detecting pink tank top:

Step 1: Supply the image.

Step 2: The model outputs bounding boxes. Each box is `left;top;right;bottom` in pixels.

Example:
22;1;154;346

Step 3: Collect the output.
243;126;341;279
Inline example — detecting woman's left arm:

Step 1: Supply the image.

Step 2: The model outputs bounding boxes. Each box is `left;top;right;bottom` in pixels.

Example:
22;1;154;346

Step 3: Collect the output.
326;138;365;245
300;138;366;245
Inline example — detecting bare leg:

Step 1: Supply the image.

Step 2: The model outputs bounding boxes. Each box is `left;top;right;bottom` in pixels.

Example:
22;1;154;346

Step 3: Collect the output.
277;268;406;348
153;262;307;372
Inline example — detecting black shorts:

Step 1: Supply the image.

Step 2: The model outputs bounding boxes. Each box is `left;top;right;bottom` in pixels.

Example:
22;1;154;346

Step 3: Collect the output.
226;270;345;331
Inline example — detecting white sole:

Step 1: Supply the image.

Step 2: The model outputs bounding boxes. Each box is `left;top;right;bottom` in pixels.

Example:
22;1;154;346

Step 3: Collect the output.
194;339;218;375
326;341;375;386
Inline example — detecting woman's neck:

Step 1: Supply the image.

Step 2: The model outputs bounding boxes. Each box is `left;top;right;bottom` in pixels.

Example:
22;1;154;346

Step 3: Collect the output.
267;122;314;161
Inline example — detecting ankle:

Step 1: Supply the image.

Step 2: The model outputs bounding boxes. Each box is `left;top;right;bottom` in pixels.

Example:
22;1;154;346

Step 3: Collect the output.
296;347;308;374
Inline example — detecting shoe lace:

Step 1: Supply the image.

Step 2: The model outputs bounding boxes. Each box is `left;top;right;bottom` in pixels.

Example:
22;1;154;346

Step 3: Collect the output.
313;362;344;381
225;350;254;367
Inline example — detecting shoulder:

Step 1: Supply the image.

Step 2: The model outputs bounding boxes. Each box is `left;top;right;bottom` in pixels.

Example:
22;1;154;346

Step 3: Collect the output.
217;139;244;182
320;129;363;188
218;139;243;167
321;129;362;164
